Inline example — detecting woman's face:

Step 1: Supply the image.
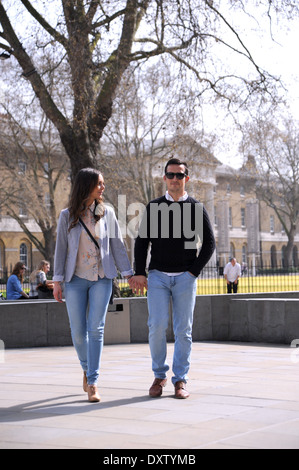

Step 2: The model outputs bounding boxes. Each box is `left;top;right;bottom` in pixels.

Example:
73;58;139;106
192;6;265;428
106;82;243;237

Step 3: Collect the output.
19;265;26;275
43;263;50;273
88;174;105;202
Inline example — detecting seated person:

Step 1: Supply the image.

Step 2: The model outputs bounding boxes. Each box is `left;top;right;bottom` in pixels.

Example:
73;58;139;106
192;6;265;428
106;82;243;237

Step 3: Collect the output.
29;260;54;299
6;262;29;300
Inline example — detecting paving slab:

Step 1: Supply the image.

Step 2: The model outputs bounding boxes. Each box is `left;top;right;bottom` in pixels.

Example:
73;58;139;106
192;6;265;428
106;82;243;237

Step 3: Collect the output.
0;342;299;451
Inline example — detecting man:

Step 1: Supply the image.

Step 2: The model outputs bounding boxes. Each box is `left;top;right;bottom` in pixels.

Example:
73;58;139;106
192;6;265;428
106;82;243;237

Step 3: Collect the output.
130;158;215;399
223;258;241;293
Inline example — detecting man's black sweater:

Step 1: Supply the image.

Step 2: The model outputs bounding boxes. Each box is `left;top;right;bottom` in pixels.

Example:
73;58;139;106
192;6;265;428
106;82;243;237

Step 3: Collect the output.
134;195;216;277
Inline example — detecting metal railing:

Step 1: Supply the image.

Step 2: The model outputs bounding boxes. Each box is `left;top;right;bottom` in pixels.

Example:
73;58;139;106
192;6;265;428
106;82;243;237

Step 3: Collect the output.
1;264;298;299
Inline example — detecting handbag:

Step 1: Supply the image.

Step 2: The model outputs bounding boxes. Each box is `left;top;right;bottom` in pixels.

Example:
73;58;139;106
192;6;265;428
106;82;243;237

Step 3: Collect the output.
79;217;119;304
37;285;53;299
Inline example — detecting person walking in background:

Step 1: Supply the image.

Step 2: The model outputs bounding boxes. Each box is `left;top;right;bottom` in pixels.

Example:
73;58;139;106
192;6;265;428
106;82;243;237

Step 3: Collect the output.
29;260;54;299
130;158;215;399
53;168;133;402
6;262;29;300
224;257;241;293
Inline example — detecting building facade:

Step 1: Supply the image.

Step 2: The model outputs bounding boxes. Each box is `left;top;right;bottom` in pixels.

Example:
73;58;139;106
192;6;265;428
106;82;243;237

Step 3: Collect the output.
0;136;298;278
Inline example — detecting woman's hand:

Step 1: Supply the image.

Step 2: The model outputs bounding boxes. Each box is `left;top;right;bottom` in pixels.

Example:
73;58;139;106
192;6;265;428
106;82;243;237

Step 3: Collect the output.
129;275;147;296
53;282;63;303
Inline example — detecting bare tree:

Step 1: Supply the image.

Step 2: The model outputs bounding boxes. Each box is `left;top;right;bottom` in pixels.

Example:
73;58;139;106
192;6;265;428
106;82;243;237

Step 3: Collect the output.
0;108;69;266
100;63;195;206
0;0;292;179
241;117;299;267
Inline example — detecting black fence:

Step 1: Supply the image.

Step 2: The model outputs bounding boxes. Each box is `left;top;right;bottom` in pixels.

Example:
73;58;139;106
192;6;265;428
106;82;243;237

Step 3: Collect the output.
1;264;298;298
193;264;299;295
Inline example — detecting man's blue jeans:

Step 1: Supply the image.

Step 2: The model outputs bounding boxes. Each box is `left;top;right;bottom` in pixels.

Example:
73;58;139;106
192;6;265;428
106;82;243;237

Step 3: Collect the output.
64;275;112;385
147;270;197;385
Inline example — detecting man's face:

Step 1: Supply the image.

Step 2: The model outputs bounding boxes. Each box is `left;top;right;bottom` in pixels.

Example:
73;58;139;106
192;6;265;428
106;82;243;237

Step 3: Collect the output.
163;164;189;195
231;259;236;266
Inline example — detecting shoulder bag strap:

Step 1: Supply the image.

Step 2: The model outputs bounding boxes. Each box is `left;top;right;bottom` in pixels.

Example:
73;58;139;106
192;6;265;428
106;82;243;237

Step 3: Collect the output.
79;217;100;249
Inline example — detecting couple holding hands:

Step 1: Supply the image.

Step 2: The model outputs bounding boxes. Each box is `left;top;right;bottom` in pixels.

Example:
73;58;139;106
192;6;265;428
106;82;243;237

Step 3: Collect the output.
53;159;215;402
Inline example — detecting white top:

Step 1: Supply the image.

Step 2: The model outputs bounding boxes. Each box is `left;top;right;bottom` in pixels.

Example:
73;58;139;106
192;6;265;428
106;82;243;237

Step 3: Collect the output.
223;262;241;282
165;191;188;202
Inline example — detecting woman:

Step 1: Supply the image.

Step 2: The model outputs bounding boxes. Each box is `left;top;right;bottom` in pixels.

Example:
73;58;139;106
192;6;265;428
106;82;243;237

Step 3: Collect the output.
29;260;54;299
6;262;29;300
53;168;133;402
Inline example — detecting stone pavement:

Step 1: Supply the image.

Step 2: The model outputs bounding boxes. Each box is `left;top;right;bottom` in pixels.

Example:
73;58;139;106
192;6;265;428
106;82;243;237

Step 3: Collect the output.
1;341;299;450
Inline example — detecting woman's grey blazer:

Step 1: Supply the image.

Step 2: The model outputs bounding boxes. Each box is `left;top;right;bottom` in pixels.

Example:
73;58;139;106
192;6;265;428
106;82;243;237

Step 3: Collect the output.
53;206;133;282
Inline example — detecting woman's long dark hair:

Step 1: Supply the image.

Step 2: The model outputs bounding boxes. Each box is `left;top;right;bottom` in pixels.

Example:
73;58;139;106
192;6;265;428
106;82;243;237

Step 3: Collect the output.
12;261;26;282
68;168;104;231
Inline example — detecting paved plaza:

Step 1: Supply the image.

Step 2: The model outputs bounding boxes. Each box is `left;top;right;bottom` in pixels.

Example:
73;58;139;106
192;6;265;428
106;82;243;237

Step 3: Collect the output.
1;341;299;449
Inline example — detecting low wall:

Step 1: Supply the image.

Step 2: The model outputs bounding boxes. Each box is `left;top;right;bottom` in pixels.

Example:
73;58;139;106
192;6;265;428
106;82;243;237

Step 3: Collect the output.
0;291;299;348
192;291;299;344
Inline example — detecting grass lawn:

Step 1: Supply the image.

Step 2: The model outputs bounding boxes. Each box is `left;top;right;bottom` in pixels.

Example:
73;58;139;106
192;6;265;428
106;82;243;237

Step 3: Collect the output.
196;274;299;295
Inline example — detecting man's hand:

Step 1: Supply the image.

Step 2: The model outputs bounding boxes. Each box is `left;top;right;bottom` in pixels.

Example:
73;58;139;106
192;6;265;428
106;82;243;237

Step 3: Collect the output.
128;275;147;296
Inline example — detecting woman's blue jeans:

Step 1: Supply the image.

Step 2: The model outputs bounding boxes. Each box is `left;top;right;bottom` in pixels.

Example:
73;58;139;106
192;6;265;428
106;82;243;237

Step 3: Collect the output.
147;270;197;385
64;275;112;385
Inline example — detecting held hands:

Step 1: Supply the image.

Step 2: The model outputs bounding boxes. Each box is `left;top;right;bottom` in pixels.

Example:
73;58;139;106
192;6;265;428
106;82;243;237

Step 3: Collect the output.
53;282;63;303
128;275;147;296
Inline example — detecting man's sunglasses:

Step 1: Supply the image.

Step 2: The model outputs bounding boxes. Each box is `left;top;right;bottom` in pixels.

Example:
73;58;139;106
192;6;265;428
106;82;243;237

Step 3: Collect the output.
165;172;187;180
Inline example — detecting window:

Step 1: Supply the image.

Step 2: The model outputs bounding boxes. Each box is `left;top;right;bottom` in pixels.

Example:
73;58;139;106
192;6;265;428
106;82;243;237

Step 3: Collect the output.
20;243;28;267
241;208;245;227
45;193;51;211
282;245;287;268
271;245;277;268
43;162;49;177
240;185;245;197
18;161;26;175
270;215;275;233
293;246;298;267
19;203;27;217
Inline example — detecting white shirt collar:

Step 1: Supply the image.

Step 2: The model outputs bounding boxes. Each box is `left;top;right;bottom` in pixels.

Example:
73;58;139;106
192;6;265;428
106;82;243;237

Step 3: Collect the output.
165;191;189;202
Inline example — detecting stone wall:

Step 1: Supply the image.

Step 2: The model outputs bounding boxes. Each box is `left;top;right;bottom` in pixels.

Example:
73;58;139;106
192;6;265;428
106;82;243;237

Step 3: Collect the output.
1;291;299;349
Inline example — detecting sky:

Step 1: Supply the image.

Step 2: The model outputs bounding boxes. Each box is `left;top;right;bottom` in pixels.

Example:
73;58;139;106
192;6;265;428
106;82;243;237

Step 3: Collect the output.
204;6;299;168
1;1;298;170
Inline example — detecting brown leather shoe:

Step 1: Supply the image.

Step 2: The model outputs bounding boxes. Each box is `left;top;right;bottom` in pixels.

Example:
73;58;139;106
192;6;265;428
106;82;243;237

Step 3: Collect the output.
83;371;88;393
174;381;189;399
149;378;167;398
87;385;101;402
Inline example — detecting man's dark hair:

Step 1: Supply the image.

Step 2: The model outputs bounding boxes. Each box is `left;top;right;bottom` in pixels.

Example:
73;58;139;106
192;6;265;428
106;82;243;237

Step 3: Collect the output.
164;157;189;175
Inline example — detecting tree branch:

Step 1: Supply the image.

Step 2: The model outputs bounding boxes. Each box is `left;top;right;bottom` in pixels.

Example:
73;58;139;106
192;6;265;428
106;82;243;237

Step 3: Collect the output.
20;0;68;49
0;2;74;143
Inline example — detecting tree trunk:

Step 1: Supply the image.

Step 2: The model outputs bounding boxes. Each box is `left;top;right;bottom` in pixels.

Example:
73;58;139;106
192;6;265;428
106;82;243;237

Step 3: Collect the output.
43;227;57;271
60;128;97;179
284;230;295;268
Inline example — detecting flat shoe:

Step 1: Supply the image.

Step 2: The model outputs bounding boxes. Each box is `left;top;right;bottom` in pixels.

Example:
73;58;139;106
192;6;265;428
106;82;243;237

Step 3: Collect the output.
87;385;101;402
